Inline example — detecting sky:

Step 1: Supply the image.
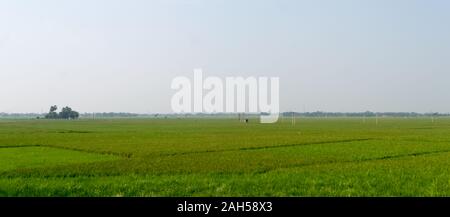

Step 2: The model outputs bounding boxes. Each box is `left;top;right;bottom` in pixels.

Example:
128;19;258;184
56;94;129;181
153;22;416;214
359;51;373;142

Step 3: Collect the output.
1;0;449;113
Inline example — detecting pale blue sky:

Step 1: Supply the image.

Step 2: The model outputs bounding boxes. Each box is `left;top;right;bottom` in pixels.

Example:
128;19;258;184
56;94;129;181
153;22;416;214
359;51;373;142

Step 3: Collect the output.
1;0;449;113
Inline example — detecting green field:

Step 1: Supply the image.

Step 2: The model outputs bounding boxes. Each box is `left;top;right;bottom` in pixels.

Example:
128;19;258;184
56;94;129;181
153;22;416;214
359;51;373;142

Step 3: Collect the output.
0;117;449;196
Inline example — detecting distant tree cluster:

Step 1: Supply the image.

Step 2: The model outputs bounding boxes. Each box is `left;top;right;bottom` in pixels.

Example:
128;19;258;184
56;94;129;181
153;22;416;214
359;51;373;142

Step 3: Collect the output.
45;105;79;119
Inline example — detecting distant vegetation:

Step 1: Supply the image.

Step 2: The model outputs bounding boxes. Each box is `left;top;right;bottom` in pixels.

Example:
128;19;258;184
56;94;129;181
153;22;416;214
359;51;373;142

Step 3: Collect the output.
80;112;140;119
44;105;79;119
0;111;449;119
281;111;448;117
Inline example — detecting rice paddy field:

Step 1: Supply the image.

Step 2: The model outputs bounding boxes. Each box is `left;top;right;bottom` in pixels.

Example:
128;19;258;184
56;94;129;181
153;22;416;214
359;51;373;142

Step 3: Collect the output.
0;117;449;196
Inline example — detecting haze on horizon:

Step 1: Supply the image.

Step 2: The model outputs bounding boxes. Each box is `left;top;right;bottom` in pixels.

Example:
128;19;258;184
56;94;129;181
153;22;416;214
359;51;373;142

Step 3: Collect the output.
1;0;449;114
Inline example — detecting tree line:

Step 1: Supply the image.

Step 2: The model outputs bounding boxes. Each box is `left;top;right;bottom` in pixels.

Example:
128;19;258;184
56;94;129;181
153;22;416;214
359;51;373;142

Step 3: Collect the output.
281;111;447;117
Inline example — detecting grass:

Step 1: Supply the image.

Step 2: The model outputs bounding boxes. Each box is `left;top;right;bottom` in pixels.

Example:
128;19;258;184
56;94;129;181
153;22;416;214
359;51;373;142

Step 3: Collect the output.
0;117;449;196
0;146;118;172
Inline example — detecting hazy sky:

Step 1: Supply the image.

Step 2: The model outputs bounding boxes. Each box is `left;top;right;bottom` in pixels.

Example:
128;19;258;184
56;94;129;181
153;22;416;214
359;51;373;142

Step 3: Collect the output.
1;0;449;113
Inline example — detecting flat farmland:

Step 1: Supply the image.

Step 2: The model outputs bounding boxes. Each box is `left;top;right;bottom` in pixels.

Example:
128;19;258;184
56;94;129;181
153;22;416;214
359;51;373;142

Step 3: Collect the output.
0;117;449;196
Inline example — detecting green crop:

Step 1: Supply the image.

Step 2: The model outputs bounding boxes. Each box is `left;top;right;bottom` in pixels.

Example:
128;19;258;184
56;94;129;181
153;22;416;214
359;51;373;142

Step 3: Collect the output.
0;117;449;196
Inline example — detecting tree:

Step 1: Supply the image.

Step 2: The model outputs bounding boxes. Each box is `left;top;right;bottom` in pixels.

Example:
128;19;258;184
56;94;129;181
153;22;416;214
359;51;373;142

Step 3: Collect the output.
69;110;79;119
59;106;72;119
50;105;57;112
45;105;59;119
